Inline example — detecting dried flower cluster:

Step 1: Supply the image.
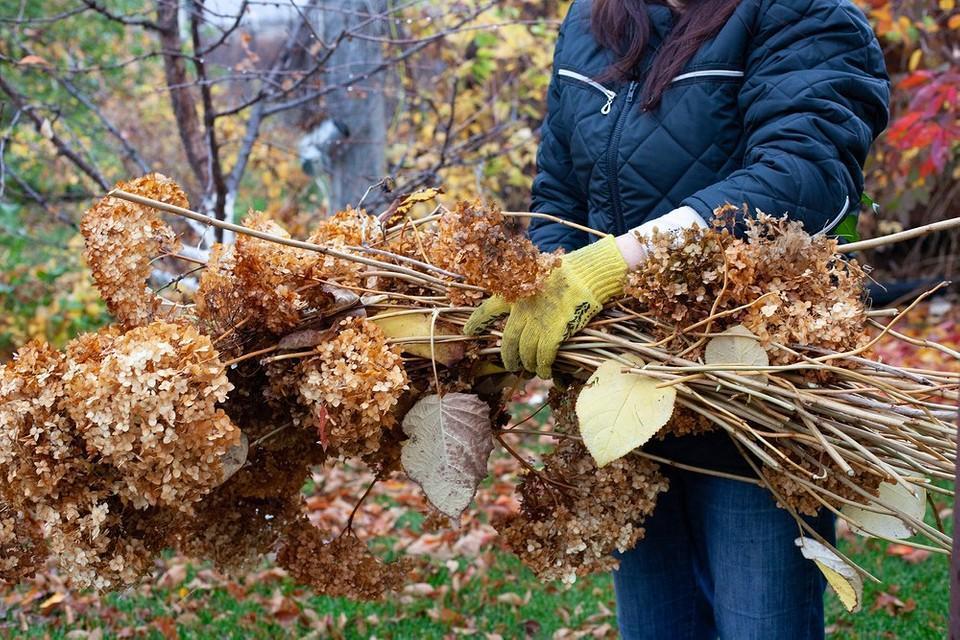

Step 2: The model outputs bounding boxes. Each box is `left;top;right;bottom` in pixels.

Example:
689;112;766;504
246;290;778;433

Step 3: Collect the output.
0;505;46;584
165;388;326;572
63;321;241;509
277;522;413;600
659;406;715;439
81;174;183;329
197;213;319;335
497;437;669;584
0;323;241;589
762;459;883;517
427;200;561;304
627;211;870;363
195;209;381;340
271;317;408;460
306;206;383;286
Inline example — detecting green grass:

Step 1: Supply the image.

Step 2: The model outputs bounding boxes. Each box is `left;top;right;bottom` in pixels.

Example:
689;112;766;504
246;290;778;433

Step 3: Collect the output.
2;521;950;639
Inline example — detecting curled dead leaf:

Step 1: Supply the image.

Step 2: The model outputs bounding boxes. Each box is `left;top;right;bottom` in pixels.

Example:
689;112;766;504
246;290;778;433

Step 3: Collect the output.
796;537;863;612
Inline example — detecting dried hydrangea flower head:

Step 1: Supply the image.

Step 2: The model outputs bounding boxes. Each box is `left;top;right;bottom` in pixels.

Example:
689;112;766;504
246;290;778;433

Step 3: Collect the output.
494;386;669;584
63;321;241;510
197;213;310;336
170;401;325;573
306;206;383;287
0;340;91;501
497;436;669;584
277;521;414;600
627;210;869;363
0;505;46;584
272;317;408;460
427;200;561;304
33;492;157;590
733;214;869;360
81;174;184;329
195;209;377;339
0;335;165;590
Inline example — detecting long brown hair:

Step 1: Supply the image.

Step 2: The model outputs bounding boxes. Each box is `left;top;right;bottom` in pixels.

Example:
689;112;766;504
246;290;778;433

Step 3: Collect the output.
591;0;742;109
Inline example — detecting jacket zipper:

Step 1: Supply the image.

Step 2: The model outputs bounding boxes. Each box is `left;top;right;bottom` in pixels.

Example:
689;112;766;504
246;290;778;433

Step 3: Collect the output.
606;81;639;235
557;69;617;115
671;69;745;83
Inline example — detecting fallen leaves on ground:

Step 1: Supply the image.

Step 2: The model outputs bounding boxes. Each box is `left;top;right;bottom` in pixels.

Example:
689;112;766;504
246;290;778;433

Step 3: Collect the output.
885;544;932;565
872;585;918;616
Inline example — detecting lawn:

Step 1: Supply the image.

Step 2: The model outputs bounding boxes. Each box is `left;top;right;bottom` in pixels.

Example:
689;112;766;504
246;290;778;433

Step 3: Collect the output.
0;456;951;639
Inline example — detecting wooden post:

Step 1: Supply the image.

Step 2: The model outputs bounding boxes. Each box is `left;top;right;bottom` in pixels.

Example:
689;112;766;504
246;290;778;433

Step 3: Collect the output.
951;407;960;639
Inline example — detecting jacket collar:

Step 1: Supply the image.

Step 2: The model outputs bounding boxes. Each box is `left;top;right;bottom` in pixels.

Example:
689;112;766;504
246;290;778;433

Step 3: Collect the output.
648;4;676;47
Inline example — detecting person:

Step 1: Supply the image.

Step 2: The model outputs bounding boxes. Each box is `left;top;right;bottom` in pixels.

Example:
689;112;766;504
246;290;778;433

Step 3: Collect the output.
464;0;890;638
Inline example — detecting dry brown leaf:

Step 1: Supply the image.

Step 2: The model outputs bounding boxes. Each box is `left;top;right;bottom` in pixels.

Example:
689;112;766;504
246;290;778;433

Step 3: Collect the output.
18;54;50;66
400;393;494;519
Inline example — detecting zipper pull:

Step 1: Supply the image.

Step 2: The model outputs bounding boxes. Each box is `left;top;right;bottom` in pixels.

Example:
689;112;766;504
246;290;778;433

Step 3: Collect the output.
626;81;639;105
601;94;614;115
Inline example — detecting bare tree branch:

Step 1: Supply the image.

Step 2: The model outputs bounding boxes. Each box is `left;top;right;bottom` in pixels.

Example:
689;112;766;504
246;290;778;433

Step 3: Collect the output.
0;73;109;190
197;0;249;56
80;0;161;32
262;2;494;117
57;76;151;175
5;165;77;229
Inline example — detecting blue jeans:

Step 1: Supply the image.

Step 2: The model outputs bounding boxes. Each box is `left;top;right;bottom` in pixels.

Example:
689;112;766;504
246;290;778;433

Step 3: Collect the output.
613;468;835;640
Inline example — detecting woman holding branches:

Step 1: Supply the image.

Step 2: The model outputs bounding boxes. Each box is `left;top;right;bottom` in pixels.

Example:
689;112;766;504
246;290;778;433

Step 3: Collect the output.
464;0;890;637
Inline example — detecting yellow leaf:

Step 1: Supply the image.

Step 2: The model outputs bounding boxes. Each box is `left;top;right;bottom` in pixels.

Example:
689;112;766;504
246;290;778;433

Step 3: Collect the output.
471;361;508;377
39;592;66;610
371;312;465;366
940;0;955;10
394;187;444;218
576;359;676;467
908;49;923;72
841;481;926;540
704;324;769;369
796;537;863;612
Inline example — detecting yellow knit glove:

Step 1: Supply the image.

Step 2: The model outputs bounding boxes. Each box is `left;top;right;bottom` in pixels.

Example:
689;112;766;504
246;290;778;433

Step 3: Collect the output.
463;236;628;379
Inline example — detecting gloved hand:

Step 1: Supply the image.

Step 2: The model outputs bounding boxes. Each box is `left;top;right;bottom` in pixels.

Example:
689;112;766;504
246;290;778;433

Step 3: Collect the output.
463;235;628;379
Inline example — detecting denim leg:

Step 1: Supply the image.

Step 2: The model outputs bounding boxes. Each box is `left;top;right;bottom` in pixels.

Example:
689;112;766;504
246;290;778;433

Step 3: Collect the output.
684;473;835;640
613;468;715;640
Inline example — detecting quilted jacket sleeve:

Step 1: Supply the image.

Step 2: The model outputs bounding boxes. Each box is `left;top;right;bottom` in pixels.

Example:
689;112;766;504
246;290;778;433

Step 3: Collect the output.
681;0;890;234
527;21;591;253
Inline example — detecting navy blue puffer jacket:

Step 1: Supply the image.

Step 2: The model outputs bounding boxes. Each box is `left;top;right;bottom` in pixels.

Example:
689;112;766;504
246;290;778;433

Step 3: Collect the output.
528;0;890;252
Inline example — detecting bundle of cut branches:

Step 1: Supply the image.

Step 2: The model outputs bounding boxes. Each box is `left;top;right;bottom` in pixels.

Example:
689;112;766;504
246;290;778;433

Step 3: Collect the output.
1;174;955;613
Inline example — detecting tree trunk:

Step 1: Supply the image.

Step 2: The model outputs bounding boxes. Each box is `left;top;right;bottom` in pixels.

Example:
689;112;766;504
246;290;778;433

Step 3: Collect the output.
156;0;210;194
315;0;388;212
